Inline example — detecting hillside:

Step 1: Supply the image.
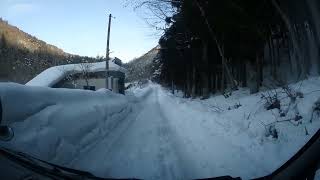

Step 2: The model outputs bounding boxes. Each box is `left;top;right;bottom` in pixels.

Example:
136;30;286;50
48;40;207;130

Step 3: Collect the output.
124;46;161;82
0;18;99;84
0;18;68;57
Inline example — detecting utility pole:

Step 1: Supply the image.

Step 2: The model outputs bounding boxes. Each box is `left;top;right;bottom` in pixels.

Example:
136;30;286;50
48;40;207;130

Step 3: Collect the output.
106;13;112;89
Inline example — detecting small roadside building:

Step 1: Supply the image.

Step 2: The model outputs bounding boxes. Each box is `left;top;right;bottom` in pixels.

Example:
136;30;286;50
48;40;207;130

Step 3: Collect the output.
26;58;126;94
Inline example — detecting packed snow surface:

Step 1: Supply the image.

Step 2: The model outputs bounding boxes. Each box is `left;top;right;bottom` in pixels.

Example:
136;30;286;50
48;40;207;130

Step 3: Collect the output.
26;60;126;87
1;77;320;179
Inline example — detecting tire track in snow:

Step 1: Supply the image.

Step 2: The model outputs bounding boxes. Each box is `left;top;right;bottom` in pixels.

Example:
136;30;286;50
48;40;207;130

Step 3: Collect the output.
76;87;191;179
155;88;201;179
67;95;151;177
66;87;196;179
152;89;183;180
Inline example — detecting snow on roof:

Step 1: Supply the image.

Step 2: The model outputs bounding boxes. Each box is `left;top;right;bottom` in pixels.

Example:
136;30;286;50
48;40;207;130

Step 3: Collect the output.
26;60;126;87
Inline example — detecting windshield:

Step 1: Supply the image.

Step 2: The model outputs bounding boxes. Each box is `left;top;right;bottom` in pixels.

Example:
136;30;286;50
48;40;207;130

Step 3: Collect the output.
1;0;320;180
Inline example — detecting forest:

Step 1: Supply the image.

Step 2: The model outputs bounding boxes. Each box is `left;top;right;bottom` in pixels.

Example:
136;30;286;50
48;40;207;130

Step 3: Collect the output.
136;0;320;98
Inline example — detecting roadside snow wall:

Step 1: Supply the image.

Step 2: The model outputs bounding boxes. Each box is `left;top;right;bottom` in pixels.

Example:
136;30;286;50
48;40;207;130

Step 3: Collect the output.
0;83;132;166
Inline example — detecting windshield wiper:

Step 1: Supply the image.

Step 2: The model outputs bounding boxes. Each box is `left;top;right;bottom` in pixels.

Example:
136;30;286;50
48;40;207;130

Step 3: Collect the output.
0;146;138;180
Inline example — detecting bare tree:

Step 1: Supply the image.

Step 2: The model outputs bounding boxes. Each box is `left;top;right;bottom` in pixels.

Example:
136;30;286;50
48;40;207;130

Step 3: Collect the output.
78;62;93;87
58;65;77;87
58;59;94;88
126;0;178;31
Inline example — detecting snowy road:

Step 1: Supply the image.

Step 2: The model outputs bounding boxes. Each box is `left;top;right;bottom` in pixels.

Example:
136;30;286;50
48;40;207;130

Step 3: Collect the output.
60;86;271;179
1;79;320;180
69;87;192;179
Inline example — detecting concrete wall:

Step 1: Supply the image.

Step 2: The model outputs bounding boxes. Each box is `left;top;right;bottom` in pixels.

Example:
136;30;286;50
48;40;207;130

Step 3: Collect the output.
75;78;106;90
53;70;125;94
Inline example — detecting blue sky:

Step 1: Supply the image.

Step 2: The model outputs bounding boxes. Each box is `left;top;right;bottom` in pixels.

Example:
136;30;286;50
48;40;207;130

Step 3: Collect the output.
0;0;161;62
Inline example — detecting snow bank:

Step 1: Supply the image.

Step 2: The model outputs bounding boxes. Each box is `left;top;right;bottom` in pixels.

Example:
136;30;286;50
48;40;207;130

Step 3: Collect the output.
155;77;320;179
316;170;320;180
26;60;126;87
0;83;132;166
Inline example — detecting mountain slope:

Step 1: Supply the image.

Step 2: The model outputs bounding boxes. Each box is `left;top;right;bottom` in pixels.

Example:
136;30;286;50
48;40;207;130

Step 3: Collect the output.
0;18;68;57
0;18;99;83
124;46;160;82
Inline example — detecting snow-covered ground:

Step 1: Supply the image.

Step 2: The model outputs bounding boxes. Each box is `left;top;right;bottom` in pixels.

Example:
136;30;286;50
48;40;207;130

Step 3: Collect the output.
26;60;126;87
1;77;320;179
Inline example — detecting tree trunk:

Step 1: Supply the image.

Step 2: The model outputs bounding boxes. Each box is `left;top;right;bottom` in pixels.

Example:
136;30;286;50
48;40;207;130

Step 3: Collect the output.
215;73;219;91
201;41;209;98
271;0;305;79
268;37;273;77
242;62;247;87
201;72;209;98
270;37;277;78
191;66;196;98
194;0;237;89
171;80;174;94
221;63;225;93
186;69;191;98
211;73;215;93
256;53;262;89
85;77;89;87
286;35;293;73
235;61;240;84
276;37;281;66
260;57;264;85
247;62;258;94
